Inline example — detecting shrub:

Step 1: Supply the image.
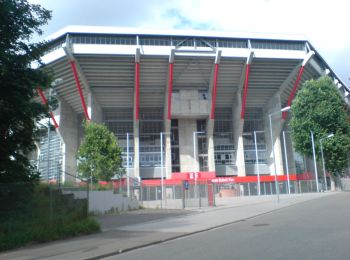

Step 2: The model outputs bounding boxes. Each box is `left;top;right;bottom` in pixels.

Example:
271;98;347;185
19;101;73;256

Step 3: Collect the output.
0;184;100;251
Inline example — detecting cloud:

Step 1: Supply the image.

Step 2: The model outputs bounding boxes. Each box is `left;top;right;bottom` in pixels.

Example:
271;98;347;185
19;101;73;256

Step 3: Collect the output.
164;9;213;30
29;0;350;84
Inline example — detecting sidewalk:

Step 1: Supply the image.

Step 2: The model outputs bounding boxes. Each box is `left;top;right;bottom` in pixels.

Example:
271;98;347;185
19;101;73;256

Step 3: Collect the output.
0;192;336;260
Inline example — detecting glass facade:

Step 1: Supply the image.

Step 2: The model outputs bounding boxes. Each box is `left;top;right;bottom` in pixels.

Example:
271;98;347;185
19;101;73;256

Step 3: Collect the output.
243;107;267;165
103;108;134;167
139;108;163;167
38;130;63;182
214;108;235;166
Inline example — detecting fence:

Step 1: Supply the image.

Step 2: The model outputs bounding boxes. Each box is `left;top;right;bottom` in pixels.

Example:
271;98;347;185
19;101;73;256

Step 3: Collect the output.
214;180;320;196
341;178;350;190
136;179;323;209
138;180;215;209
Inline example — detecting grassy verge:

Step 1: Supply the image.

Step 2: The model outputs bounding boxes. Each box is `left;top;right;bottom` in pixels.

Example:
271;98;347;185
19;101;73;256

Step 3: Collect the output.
0;184;100;251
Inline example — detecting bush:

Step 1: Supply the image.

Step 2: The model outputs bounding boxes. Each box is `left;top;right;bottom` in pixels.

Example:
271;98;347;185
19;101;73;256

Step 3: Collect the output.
0;184;100;251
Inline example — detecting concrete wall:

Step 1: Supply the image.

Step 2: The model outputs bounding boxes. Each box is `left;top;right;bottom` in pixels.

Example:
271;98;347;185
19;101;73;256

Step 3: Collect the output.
264;94;284;176
245;164;270;175
133;120;140;179
232;93;246;176
164;120;172;179
140;167;163;179
216;165;237;176
141;199;183;209
206;119;215;171
64;190;139;214
281;129;297;174
178;119;198;172
89;190;139;214
172;90;209;118
58;100;79;183
88;92;103;123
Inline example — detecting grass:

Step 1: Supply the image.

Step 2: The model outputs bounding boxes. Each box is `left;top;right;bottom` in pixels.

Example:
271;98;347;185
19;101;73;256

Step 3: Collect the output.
0;184;100;251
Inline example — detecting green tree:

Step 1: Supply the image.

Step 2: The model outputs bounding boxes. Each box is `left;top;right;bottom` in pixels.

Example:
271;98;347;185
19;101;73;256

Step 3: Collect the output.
77;121;123;182
0;0;52;182
289;76;350;179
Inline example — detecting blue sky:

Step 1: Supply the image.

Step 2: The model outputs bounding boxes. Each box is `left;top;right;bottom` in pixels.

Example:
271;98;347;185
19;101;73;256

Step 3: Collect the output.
30;0;349;85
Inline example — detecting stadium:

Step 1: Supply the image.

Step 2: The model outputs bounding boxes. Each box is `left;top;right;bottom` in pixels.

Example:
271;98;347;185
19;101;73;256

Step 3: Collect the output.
35;26;350;194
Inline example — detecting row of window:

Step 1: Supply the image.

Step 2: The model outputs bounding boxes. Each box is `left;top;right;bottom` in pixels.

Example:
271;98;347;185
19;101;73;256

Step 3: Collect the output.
251;40;305;51
49;34;306;53
215;152;235;165
140;152;164;167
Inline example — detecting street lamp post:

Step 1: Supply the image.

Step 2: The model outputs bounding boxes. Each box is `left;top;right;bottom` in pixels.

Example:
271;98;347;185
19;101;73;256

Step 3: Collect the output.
320;133;334;192
254;131;264;195
282;130;291;194
46;87;52;183
269;106;290;202
193;131;205;199
310;131;319;192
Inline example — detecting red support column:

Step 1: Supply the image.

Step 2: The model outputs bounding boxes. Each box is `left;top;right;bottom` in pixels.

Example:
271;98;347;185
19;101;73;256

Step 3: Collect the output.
69;60;90;121
240;64;251;119
37;88;59;128
282;66;305;119
167;63;174;120
135;62;140;120
210;63;220;119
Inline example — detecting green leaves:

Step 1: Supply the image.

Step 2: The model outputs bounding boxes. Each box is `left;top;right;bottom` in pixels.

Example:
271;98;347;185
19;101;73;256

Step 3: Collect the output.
77;121;123;182
0;0;52;182
290;76;350;177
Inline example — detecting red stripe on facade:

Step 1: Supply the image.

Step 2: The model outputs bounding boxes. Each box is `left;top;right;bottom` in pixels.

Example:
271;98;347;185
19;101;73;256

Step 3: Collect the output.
210;63;219;119
240;64;250;119
167;63;174;120
282;66;305;119
138;173;315;187
37;87;48;105
135;62;140;120
69;61;90;120
49;112;59;129
37;88;59;128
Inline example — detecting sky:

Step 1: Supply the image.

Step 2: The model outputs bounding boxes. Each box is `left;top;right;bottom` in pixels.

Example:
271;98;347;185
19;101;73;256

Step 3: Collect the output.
29;0;350;86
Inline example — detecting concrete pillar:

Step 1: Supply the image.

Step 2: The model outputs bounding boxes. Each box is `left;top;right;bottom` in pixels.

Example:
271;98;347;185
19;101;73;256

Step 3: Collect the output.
207;119;215;172
264;94;284;176
164;120;172;178
281;128;296;174
57;100;79;183
133;121;140;179
178;119;198;172
232;93;246;176
87;92;102;123
163;55;174;179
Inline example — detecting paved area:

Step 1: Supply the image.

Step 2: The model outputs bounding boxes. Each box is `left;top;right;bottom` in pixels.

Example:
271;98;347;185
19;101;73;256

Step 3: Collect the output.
0;192;337;260
107;192;350;260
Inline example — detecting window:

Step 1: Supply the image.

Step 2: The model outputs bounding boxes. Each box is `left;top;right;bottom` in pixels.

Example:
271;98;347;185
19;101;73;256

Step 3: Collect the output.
214;108;234;165
250;40;305;51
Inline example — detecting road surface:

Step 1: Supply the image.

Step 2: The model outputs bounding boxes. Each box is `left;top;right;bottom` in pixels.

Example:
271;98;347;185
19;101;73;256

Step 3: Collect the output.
106;192;350;260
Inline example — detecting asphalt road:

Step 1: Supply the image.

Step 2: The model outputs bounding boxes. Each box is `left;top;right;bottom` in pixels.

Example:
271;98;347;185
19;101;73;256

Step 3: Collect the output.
105;192;350;260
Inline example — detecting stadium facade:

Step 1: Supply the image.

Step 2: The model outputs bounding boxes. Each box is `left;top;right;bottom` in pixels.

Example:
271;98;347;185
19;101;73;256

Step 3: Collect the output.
35;26;350;183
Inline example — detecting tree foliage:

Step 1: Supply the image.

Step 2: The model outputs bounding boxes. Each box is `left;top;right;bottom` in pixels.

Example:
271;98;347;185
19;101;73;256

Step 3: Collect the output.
77;121;123;182
289;76;350;176
0;0;52;182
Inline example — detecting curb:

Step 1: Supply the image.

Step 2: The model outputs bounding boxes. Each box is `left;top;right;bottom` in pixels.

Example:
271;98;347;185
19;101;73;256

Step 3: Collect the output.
85;194;331;259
